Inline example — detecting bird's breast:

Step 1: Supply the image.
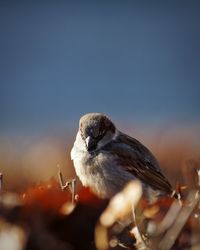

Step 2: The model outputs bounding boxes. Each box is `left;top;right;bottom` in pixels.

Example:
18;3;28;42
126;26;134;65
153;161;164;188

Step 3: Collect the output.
72;147;135;198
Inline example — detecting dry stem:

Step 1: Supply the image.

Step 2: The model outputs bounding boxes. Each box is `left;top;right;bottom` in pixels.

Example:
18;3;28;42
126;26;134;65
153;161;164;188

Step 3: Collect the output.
0;173;3;192
57;165;76;204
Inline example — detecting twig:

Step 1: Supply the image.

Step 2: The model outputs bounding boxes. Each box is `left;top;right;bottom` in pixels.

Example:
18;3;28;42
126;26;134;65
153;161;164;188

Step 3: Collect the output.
197;169;200;188
57;165;76;204
158;189;200;250
0;173;3;192
155;200;182;236
131;204;148;250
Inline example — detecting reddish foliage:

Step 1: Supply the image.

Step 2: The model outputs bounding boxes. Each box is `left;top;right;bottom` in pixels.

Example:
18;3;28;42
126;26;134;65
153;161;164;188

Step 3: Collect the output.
21;178;71;211
21;178;106;212
78;187;107;208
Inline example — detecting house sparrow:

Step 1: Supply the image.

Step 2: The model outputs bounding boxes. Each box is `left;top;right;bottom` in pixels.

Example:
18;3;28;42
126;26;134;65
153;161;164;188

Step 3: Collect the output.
71;113;175;200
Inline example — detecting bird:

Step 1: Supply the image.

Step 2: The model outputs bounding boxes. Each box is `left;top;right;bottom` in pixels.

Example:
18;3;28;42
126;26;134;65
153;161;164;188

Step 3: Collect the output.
71;113;176;201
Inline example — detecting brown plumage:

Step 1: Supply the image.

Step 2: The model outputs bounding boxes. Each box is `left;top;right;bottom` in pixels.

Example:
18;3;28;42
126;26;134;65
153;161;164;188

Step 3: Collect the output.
102;132;173;195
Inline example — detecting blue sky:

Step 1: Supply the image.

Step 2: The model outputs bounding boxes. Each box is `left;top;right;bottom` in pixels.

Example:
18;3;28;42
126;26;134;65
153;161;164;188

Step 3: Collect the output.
0;0;200;135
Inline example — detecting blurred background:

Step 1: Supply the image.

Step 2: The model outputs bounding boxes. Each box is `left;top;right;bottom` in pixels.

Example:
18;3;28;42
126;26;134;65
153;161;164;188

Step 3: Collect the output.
0;0;200;191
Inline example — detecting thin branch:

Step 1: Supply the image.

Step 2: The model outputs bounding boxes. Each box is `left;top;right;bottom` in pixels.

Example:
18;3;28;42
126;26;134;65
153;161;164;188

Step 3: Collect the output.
0;173;3;192
57;165;76;204
158;189;200;250
131;204;148;250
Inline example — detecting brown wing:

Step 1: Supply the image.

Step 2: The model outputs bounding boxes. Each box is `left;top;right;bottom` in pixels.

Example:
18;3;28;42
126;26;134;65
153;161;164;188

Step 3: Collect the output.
102;132;173;195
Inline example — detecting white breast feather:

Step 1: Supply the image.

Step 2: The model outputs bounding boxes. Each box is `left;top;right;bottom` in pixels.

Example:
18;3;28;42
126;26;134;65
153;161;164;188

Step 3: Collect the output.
71;131;135;198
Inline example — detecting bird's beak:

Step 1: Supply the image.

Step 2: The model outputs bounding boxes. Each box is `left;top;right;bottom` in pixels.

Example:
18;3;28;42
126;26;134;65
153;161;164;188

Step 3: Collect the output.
85;136;97;152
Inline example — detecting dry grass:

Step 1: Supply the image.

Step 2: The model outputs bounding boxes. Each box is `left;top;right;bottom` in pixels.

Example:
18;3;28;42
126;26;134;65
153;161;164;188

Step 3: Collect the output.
0;124;200;250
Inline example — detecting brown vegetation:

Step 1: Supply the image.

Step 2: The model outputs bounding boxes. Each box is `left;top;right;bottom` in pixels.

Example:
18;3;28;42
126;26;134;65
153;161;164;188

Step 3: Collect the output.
0;125;200;249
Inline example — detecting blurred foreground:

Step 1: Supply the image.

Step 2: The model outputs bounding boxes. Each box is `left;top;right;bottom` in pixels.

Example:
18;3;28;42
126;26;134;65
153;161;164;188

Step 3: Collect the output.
0;171;200;250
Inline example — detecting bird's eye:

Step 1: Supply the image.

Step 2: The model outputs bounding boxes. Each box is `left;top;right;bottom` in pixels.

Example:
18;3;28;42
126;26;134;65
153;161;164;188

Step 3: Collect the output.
99;130;105;136
89;128;98;138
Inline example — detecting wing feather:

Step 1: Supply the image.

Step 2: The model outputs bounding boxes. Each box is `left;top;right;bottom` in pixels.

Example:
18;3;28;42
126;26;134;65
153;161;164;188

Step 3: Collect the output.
101;132;173;195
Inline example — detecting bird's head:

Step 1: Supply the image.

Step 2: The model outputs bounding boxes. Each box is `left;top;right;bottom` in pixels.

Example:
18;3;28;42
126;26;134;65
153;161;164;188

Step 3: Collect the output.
79;113;116;152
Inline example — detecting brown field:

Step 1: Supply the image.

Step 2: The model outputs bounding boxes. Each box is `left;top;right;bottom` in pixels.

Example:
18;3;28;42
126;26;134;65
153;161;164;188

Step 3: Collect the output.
0;123;200;250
